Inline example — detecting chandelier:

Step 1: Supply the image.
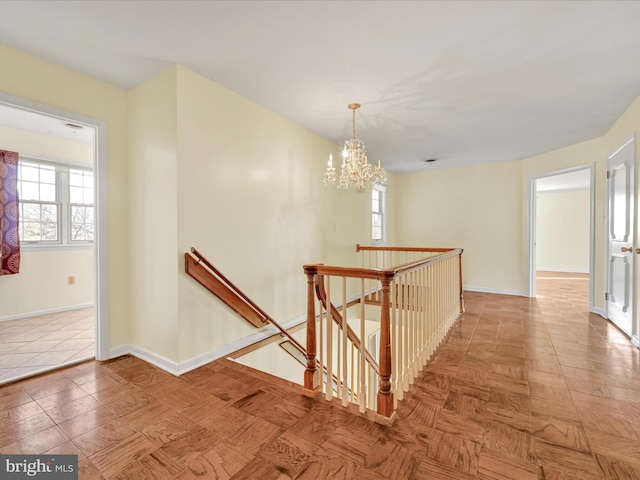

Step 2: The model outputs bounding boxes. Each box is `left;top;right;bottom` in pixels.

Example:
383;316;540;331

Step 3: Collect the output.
324;103;386;192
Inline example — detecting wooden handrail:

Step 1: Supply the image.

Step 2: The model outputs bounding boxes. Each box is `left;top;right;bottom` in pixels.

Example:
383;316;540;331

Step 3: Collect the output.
313;275;380;375
304;245;465;421
356;244;456;253
386;248;463;276
306;248;463;280
185;248;307;355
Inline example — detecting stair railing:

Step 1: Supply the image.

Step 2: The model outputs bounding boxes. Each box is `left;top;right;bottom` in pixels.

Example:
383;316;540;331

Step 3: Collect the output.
185;247;307;355
303;246;464;424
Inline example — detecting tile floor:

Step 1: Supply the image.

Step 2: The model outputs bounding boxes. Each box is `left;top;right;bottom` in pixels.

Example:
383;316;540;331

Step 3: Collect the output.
1;275;639;479
0;307;94;384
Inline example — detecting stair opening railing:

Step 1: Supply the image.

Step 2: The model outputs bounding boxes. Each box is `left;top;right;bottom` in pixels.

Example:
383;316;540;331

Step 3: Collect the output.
303;246;464;424
185;247;350;397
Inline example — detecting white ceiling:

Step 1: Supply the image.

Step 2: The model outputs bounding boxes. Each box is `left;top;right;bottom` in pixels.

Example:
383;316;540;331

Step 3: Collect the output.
537;169;591;192
0;103;94;144
2;1;640;173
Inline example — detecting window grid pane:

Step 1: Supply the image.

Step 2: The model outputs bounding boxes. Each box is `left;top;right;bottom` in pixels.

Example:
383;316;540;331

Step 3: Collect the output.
69;169;94;205
19;202;59;242
70;205;95;241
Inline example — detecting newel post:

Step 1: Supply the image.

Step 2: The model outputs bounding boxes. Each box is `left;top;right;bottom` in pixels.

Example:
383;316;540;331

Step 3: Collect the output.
302;266;320;398
377;273;395;419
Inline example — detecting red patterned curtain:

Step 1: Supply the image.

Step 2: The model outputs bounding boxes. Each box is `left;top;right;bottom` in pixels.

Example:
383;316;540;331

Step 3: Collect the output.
0;150;20;275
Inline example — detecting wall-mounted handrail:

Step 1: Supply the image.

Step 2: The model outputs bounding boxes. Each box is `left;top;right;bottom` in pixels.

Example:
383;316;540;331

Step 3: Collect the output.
185;247;307;355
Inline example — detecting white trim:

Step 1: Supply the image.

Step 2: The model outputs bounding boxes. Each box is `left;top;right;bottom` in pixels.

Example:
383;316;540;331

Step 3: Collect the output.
536;267;590;274
527;176;537;297
527;163;595;307
108;313;309;377
0;303;94;323
0;92;110;362
591;306;606;318
605;135;636;337
371;183;386;245
633;336;639;348
463;285;527;297
174;314;308;375
20;243;94;252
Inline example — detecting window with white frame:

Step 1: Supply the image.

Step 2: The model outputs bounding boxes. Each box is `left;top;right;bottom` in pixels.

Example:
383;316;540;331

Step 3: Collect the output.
372;184;385;243
17;159;94;245
69;168;94;241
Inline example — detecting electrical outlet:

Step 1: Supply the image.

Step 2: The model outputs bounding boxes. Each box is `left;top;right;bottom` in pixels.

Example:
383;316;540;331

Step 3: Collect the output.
68;276;75;285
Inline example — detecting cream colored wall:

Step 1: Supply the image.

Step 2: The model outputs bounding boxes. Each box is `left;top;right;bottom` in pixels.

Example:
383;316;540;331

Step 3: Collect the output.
128;66;180;359
395;160;525;294
394;135;607;301
522;138;607;308
536;190;590;273
0;250;94;317
0;45;129;345
175;66;371;361
0;125;93;167
0;124;95;318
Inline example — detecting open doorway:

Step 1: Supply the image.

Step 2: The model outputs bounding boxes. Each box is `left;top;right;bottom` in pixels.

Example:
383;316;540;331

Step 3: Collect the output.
528;165;594;310
0;95;108;383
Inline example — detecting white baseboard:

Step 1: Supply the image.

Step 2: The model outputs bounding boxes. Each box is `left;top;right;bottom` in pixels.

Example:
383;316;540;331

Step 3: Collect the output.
590;307;606;318
108;313;308;377
0;303;94;323
463;286;527;297
633;336;639;348
108;344;181;376
536;267;589;274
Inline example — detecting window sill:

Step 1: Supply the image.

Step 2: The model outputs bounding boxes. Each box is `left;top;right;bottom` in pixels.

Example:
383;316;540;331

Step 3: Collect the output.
20;243;94;252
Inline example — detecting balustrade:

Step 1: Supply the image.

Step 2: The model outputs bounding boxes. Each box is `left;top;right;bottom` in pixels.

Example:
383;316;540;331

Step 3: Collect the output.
303;246;464;423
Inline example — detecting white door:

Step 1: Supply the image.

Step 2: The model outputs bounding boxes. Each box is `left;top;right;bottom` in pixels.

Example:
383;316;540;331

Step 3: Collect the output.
607;138;635;336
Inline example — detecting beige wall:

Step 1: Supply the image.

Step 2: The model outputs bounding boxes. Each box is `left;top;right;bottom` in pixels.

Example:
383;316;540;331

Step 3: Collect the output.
0;249;94;317
125;66;373;363
395;160;525;294
4;41;639;362
394;136;607;302
0;114;94;318
0;125;93;167
0;45;129;345
393;97;640;317
522;138;607;307
128;66;180;359
536;190;590;273
175;67;372;361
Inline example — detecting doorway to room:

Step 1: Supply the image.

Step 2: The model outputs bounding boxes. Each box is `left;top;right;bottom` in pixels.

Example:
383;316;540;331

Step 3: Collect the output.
0;95;108;383
528;165;594;309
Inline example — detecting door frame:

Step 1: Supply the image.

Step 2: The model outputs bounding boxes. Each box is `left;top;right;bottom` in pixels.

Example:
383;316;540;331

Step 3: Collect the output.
605;135;637;342
0;92;109;360
527;163;595;310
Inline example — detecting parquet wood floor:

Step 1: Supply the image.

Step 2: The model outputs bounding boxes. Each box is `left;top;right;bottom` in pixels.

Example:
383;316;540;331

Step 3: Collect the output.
1;274;639;479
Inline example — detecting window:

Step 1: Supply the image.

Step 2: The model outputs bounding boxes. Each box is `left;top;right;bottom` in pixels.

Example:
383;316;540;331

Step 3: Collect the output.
69;168;94;241
372;184;385;243
17;159;94;245
18;161;58;242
